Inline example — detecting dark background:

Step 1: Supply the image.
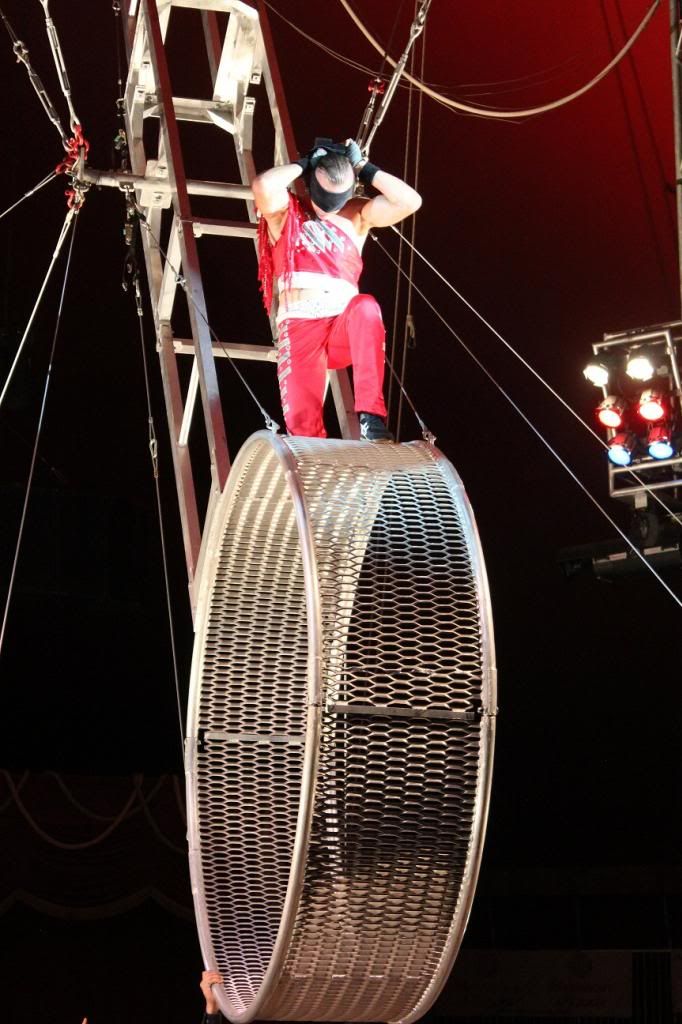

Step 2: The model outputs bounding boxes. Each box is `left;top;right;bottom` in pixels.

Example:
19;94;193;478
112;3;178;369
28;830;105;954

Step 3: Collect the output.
1;1;681;1021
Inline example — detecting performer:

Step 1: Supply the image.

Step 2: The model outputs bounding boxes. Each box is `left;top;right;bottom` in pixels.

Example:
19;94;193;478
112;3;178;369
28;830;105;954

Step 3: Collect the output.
200;970;223;1023
253;139;421;440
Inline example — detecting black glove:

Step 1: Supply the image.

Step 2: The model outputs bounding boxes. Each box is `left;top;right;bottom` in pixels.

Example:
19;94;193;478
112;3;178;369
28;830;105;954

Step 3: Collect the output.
344;139;363;168
295;144;333;174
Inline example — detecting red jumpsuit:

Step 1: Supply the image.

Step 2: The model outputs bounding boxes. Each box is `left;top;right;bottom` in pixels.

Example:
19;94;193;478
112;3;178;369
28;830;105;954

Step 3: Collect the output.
258;193;387;438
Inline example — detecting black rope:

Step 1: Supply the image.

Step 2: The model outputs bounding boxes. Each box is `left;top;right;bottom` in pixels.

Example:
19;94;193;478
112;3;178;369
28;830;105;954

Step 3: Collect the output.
0;215;78;660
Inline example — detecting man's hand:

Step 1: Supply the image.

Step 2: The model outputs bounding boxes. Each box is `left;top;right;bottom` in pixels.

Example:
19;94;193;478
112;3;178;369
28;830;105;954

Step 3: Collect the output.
200;970;224;1015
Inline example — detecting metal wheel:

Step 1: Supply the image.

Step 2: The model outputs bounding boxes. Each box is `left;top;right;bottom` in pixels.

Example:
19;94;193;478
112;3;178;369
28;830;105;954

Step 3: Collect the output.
186;432;496;1023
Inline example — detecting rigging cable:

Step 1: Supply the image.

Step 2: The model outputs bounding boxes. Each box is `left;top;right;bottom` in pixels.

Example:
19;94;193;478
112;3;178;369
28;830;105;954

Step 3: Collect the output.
600;0;675;296
0;213;78;660
111;16;185;760
356;0;408;150
387;222;682;532
338;0;662;119
0;5;68;146
124;209;186;751
263;0;593;107
359;0;432;156
134;203;281;433
395;4;426;442
372;233;682;611
0;208;76;414
38;0;81;131
0;171;58;223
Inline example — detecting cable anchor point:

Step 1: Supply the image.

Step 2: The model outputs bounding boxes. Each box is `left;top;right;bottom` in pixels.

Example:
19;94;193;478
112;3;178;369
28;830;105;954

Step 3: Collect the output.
55;122;90;210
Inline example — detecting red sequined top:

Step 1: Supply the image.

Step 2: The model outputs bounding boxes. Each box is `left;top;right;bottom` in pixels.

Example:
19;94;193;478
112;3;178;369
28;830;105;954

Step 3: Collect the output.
257;192;363;317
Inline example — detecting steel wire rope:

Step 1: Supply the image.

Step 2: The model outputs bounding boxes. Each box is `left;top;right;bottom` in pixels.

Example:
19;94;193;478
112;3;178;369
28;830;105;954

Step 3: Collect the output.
262;0;583;105
38;0;81;132
0;208;76;415
600;0;676;290
262;0;395;81
385;49;414;425
0;420;66;483
383;345;434;443
395;8;426;442
107;9;184;759
129;269;186;751
338;0;662;119
0;171;58;223
0;212;77;660
0;5;68;145
387;222;682;531
453;54;586;98
135;205;280;433
372;233;682;610
47;770;166;823
1;768;139;851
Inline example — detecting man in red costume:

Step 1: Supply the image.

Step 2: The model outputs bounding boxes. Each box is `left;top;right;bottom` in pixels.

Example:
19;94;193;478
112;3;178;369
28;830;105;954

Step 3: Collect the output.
253;139;421;440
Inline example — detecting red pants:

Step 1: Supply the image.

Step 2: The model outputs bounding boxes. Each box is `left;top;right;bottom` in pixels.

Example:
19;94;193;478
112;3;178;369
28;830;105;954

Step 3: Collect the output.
277;293;388;438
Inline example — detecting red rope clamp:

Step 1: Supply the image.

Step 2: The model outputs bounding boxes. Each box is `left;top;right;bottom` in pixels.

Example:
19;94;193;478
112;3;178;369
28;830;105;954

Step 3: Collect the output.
367;77;385;95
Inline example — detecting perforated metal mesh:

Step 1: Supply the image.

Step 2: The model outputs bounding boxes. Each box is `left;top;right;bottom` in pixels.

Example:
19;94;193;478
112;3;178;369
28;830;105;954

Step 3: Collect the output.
186;433;496;1024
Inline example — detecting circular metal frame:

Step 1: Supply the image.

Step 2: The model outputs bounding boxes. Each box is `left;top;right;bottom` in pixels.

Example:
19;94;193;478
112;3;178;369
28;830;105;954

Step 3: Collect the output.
186;432;496;1023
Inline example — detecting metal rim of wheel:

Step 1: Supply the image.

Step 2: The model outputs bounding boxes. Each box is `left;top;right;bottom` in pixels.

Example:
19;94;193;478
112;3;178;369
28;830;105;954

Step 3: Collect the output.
185;431;497;1023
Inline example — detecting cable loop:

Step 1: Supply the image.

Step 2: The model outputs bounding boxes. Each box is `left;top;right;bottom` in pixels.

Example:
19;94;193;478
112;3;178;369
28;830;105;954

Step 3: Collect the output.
339;0;661;120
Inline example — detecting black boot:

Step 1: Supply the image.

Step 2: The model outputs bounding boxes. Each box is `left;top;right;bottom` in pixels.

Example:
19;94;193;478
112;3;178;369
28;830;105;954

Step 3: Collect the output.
359;412;394;441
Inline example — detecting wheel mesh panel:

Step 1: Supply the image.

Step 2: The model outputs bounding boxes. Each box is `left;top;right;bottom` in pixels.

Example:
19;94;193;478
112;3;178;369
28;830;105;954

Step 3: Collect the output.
194;445;309;1016
188;435;495;1024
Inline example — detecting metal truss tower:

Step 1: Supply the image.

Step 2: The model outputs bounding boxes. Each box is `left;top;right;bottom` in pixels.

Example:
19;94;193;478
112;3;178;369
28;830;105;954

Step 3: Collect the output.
122;0;359;611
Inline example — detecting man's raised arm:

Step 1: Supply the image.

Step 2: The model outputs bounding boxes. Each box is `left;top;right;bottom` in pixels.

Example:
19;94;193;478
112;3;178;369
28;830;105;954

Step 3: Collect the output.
358;166;422;230
251;163;302;217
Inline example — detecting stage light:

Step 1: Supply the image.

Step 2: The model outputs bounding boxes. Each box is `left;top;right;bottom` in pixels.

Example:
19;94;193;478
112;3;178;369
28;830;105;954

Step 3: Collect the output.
607;431;636;466
583;362;609;387
626;352;654;381
596;395;626;429
647;424;675;460
637;388;666;422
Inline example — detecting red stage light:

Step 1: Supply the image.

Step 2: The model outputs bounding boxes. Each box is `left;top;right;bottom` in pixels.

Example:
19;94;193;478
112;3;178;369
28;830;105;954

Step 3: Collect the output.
596;396;626;429
638;389;666;422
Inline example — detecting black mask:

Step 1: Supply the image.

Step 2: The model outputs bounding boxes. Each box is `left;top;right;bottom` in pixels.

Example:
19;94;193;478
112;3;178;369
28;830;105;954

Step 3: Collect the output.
309;172;354;213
